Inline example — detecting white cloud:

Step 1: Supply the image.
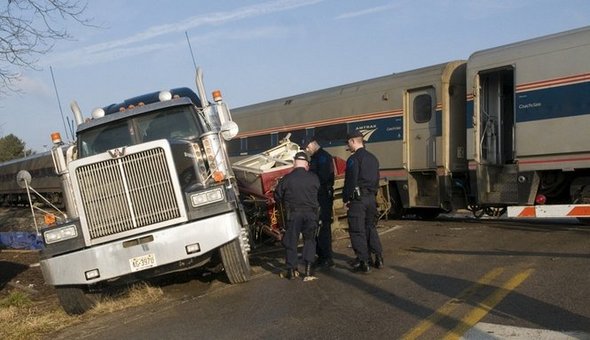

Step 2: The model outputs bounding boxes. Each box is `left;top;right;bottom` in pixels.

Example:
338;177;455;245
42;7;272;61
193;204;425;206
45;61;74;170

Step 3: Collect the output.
43;0;323;68
335;3;404;20
11;75;52;97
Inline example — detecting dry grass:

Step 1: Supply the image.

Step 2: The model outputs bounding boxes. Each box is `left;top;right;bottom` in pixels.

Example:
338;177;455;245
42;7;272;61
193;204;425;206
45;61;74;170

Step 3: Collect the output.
0;283;163;340
0;299;74;340
90;282;164;315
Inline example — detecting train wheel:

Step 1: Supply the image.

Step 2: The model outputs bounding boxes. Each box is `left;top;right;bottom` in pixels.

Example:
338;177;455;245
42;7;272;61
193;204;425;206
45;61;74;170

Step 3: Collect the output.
220;228;252;284
55;285;100;315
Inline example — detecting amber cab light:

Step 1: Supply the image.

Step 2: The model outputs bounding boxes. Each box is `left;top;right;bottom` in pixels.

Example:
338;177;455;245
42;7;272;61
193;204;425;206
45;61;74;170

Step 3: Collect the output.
212;90;222;102
51;132;62;144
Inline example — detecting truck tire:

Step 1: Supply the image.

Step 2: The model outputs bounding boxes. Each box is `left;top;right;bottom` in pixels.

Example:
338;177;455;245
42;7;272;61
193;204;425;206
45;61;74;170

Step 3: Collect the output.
220;229;251;284
55;285;99;315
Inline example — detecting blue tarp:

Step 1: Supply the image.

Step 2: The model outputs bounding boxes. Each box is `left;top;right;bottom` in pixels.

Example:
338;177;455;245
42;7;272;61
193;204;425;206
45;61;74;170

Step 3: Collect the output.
0;232;44;250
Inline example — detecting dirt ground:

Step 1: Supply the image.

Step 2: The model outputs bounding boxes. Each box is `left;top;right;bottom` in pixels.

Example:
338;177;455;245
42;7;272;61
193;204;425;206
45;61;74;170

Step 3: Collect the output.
0;249;56;301
0;207;57;303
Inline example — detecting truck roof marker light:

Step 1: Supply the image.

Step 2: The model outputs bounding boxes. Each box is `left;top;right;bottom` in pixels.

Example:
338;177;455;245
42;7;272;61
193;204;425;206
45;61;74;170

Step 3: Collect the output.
91;107;106;119
212;170;225;182
51;132;62;144
212;90;222;102
159;90;172;102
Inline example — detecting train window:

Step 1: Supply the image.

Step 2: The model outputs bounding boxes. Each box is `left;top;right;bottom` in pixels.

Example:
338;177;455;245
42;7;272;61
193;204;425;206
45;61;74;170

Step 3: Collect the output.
247;134;272;153
226;139;242;157
240;138;247;154
314;124;347;146
279;129;306;146
413;94;432;123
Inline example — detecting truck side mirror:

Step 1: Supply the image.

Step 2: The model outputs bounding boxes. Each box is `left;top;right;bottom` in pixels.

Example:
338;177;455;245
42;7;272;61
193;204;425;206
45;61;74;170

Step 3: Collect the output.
220;121;239;141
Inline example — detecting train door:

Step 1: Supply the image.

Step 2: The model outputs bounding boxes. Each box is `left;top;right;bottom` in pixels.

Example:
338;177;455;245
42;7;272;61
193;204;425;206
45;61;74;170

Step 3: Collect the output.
477;67;514;165
475;67;518;205
404;87;440;208
406;87;437;171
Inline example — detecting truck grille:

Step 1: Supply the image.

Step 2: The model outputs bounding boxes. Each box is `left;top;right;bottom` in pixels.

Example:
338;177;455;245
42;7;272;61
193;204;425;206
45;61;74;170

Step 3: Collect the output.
75;147;181;239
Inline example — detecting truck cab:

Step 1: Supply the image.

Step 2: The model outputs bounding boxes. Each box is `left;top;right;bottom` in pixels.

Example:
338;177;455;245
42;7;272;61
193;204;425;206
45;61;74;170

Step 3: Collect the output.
39;71;251;315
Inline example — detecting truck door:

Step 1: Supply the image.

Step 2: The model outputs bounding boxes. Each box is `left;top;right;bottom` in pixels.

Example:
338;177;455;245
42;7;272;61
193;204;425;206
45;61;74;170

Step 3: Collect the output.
407;87;437;171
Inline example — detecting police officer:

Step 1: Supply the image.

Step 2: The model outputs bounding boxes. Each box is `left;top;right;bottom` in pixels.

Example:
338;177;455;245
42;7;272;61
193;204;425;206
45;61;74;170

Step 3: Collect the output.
274;151;320;280
342;130;384;273
304;136;335;268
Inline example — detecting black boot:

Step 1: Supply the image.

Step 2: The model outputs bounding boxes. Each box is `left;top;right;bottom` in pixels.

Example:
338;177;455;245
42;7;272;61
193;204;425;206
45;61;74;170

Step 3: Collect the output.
374;254;384;269
286;268;297;280
352;260;371;273
315;257;335;268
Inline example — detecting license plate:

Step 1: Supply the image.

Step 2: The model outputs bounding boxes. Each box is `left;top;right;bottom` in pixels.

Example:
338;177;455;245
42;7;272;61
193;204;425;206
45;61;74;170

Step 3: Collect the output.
129;253;156;272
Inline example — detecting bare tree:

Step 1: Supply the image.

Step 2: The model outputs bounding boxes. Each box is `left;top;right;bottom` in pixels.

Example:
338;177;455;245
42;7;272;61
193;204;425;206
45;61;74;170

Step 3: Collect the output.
0;0;91;95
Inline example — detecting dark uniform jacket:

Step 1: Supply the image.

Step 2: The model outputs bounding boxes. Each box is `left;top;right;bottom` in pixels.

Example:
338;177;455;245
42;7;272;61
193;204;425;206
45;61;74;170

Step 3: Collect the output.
343;147;380;203
309;147;335;194
274;167;320;211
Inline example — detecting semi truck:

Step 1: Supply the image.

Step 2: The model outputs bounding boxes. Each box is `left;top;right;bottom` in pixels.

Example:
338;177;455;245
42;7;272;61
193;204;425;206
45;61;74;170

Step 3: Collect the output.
38;69;251;314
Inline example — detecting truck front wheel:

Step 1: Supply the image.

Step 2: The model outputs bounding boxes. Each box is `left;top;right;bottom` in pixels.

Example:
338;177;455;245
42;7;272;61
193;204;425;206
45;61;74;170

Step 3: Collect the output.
220;228;251;283
55;285;100;315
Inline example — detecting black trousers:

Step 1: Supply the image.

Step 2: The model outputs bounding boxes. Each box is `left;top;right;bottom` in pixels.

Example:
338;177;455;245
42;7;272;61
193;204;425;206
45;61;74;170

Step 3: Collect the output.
347;195;383;262
316;193;334;260
282;210;318;269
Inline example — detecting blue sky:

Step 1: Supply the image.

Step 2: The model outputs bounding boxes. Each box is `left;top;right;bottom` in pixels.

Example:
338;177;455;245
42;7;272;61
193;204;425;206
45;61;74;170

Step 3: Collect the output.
1;0;589;152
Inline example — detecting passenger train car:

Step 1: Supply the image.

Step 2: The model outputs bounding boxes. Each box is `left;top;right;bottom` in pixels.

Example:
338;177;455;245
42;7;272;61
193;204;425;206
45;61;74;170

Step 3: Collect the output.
0;151;62;206
230;26;590;220
229;61;467;218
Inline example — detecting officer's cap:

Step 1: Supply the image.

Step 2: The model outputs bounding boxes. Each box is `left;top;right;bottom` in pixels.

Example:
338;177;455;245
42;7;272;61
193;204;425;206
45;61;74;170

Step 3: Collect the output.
294;151;310;162
347;130;364;140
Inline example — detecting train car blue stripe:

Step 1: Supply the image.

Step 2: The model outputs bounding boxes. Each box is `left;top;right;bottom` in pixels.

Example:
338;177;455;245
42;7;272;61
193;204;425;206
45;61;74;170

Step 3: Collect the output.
349;116;404;144
516;81;590;122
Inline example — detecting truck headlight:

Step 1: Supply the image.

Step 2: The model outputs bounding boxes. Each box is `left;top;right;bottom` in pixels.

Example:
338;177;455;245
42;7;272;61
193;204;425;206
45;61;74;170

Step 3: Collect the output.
190;187;225;207
44;224;78;244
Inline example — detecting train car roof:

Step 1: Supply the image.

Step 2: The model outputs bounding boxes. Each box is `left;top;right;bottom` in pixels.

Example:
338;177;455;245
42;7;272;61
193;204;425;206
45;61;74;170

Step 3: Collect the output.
468;25;590;67
0;150;53;168
232;60;465;117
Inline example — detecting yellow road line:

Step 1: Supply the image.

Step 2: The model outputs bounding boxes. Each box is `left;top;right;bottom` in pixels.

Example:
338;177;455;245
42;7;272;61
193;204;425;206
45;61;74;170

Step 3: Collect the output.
443;268;535;340
400;267;505;340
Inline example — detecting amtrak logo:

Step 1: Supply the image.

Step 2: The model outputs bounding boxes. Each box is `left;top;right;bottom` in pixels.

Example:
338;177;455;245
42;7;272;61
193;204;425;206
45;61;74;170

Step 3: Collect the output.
358;128;378;141
108;147;126;158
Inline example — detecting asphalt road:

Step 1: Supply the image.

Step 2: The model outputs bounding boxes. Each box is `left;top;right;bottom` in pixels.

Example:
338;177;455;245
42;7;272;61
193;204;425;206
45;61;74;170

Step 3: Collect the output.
50;217;590;340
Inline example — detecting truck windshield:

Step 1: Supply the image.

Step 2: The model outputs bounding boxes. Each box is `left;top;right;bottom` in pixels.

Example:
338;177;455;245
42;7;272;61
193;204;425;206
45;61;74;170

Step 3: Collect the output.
78;106;205;158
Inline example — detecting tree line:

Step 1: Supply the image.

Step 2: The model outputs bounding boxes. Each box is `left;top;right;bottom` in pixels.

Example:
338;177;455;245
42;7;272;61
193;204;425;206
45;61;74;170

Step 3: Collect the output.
0;134;31;162
0;1;90;162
